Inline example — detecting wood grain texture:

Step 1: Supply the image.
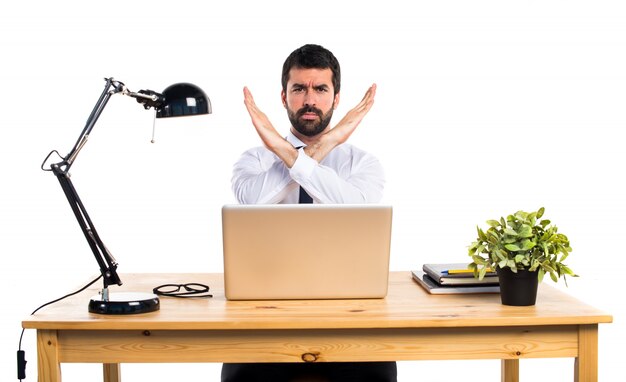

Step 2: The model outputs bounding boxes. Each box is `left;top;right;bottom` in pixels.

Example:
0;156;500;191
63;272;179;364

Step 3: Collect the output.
23;272;613;331
37;330;61;382
23;272;612;382
501;359;519;382
56;325;579;364
102;363;120;382
575;324;599;382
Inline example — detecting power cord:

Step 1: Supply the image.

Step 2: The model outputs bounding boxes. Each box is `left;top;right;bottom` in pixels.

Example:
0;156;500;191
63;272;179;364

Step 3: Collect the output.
17;275;102;381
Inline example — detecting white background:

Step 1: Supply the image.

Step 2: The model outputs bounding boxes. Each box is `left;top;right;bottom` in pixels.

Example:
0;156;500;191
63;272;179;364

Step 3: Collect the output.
1;1;624;381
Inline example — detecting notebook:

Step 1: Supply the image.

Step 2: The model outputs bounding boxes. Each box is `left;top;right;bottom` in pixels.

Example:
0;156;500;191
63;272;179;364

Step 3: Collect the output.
222;204;393;300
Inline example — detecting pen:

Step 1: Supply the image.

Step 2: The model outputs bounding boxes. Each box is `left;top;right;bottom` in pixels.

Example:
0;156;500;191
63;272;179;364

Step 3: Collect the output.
443;268;493;275
442;269;473;275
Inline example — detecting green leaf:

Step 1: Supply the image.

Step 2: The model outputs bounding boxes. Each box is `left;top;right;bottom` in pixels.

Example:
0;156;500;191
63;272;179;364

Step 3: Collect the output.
495;250;507;262
471;256;488;266
541;261;555;274
504;228;518;236
477;226;487;241
521;258;530;266
503;236;517;244
504;244;521;251
478;267;488;280
549;271;558;282
537;207;545;219
518;225;533;238
561;265;578;277
486;220;500;228
520;239;536;250
514;211;528;223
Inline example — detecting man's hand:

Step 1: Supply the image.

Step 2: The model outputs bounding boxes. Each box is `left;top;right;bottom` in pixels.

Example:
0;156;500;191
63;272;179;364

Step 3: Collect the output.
305;84;377;163
243;87;298;167
329;83;377;145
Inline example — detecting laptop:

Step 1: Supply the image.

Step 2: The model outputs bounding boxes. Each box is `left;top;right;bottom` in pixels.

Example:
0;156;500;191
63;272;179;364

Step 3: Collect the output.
222;204;393;300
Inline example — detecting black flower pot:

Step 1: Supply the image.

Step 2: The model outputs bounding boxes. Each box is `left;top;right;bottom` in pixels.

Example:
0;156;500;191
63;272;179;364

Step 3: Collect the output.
496;267;539;306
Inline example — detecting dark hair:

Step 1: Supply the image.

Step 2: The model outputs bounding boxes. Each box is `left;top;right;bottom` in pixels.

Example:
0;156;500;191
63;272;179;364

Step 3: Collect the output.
281;44;341;95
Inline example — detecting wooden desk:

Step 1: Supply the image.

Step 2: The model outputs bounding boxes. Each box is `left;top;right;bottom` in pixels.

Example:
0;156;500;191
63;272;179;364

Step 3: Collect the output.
22;272;612;382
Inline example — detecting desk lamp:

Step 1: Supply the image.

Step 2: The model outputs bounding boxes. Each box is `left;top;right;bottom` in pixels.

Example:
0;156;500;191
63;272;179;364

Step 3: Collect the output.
41;77;211;314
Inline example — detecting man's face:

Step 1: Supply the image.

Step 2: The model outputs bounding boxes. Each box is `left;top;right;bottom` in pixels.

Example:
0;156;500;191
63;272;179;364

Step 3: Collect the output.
282;67;340;137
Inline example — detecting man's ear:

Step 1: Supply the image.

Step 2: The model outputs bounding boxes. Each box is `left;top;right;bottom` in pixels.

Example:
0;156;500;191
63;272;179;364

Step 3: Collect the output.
281;90;287;108
333;92;340;109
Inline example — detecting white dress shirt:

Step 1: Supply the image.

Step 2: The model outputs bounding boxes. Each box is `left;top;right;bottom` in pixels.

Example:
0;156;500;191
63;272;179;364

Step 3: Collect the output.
232;132;385;204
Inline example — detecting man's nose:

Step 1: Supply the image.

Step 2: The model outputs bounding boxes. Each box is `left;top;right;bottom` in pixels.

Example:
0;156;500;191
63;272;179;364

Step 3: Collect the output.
303;91;317;106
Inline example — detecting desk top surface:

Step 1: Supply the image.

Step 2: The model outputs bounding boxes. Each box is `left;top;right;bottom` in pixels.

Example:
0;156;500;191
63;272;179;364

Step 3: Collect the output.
22;272;612;331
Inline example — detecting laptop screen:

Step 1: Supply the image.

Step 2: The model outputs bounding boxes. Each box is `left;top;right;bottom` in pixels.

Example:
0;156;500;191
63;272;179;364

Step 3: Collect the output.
222;204;393;300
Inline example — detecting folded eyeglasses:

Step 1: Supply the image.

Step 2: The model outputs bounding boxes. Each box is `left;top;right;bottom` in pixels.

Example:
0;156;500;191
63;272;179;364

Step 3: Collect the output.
152;283;213;298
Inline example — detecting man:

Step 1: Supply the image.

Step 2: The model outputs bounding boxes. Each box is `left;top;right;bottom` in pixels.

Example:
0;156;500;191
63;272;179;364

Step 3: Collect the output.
225;44;395;382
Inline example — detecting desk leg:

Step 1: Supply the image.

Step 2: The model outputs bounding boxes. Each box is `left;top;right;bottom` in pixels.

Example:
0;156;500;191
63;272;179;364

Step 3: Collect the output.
574;324;598;382
37;330;61;382
501;359;519;382
103;364;121;382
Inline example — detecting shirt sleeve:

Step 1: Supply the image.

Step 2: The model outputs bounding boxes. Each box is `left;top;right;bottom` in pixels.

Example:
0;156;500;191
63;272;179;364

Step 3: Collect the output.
231;148;296;204
289;146;385;204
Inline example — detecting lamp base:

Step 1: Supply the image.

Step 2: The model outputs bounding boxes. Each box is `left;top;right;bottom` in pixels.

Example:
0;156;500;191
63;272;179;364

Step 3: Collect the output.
88;292;160;314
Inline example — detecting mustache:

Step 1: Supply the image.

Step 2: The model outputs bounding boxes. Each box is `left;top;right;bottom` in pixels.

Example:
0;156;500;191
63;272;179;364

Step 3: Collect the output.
296;106;323;119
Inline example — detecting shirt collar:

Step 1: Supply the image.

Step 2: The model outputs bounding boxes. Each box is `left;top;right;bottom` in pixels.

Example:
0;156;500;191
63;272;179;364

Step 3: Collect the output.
286;131;306;148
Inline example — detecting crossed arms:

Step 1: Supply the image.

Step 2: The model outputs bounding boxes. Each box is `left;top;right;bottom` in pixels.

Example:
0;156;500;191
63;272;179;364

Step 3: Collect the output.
242;84;377;168
233;84;383;204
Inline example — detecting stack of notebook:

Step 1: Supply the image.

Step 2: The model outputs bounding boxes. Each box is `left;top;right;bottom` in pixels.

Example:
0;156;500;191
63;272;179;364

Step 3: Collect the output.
411;263;500;294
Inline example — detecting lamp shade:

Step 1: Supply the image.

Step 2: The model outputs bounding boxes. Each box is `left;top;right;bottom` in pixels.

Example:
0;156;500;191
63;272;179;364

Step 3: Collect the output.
156;83;212;118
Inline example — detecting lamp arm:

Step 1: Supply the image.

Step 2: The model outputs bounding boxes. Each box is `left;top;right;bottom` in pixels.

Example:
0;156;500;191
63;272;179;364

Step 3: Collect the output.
64;78;125;170
44;77;128;295
50;164;122;290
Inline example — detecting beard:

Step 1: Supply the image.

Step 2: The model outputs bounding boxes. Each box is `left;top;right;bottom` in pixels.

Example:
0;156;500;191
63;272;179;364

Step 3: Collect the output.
288;105;334;137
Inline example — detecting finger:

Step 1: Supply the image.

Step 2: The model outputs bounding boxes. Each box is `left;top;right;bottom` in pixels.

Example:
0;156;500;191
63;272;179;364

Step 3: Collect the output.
363;84;377;105
354;84;376;112
243;87;260;114
360;83;376;102
243;86;253;104
367;83;377;100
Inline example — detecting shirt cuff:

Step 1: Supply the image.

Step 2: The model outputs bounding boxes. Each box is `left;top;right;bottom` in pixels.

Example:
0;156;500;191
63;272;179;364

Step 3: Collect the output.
289;147;316;182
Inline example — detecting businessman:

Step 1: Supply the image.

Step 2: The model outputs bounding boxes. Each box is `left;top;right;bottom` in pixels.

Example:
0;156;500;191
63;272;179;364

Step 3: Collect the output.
226;44;394;382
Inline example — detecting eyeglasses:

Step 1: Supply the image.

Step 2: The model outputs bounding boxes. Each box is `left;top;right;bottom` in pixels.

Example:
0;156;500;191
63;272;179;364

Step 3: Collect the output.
152;283;213;298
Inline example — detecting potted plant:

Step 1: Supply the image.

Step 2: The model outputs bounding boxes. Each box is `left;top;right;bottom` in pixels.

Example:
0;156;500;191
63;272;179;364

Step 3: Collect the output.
468;207;576;306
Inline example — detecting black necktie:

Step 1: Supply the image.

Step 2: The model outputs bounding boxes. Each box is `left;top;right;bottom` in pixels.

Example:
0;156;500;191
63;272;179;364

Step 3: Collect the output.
299;186;313;204
295;145;313;204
